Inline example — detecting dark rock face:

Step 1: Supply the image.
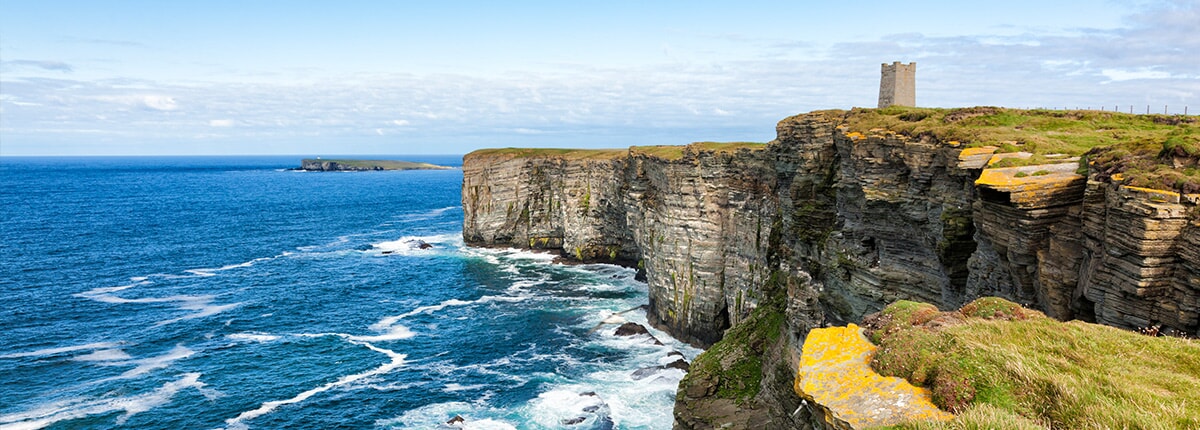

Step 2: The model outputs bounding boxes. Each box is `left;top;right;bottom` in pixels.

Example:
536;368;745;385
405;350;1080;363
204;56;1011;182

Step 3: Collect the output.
462;111;1200;428
613;322;650;336
299;160;382;171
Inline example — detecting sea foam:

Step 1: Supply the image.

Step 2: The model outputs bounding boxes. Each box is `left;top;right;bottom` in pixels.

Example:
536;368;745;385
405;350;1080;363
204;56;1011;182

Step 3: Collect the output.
224;341;405;428
0;373;204;430
1;342;122;359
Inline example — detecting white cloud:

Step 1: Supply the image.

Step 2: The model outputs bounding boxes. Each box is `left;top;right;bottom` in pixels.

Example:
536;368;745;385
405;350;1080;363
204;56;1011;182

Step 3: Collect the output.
2;60;73;73
1101;68;1175;82
142;95;177;111
2;1;1198;155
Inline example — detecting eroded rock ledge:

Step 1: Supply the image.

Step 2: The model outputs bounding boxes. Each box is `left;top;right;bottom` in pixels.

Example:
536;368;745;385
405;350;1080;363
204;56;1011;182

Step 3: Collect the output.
461;109;1199;428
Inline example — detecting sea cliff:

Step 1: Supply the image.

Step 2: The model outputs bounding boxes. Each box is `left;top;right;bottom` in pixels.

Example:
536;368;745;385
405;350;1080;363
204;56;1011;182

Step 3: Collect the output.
461;107;1200;428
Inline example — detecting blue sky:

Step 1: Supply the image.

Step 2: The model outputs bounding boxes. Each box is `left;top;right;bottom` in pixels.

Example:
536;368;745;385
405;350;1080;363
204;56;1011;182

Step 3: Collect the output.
1;0;1197;156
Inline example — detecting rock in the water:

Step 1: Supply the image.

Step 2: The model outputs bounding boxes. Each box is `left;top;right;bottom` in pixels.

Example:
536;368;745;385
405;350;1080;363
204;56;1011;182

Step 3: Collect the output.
561;417;586;425
613;322;649;336
664;358;689;372
446;415;465;425
612;322;664;345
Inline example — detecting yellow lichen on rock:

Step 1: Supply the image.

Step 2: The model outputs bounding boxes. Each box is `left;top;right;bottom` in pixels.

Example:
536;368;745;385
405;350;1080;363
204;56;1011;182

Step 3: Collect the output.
794;324;953;428
956;146;997;169
974;163;1087;209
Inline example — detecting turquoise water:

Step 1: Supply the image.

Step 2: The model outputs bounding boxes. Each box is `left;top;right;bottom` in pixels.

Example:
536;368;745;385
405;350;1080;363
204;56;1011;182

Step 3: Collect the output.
0;156;698;429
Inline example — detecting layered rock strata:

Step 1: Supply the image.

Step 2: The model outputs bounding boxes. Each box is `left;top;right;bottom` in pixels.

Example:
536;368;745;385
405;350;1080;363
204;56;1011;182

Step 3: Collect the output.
462;111;1199;427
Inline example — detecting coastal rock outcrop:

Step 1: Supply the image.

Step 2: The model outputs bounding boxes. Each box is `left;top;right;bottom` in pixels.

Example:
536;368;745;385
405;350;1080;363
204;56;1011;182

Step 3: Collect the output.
298;158;451;171
461;108;1200;427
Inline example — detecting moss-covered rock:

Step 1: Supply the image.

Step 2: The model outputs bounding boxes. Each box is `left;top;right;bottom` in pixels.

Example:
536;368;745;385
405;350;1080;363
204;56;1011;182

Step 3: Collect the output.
673;301;786;429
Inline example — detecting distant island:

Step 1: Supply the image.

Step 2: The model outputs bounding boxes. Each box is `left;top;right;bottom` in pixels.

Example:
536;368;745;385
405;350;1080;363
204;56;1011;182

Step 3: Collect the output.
296;158;453;171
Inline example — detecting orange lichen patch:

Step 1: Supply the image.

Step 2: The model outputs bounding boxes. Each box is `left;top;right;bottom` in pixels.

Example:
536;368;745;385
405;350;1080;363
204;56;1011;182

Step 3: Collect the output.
845;131;866;140
1121;185;1182;204
957;146;997;169
975;163;1087;209
958;147;996;158
795;324;953;428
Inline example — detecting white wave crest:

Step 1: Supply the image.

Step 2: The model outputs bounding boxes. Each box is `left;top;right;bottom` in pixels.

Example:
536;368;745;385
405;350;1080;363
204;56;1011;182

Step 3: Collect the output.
370;233;462;256
1;342;122;359
442;383;486;392
346;325;416;342
75;287;240;327
184;255;279;277
72;349;132;362
527;389;611;428
369;298;473;330
97;345;194;379
376;401;517;430
224;341;405;427
226;332;280;343
0;373;204;430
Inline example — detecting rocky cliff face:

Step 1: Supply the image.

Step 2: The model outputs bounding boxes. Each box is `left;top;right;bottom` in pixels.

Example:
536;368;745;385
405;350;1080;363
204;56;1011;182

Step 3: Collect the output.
462;110;1199;428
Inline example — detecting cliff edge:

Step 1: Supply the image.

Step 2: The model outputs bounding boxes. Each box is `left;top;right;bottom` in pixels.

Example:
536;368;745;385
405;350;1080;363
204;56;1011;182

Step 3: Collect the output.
461;107;1200;428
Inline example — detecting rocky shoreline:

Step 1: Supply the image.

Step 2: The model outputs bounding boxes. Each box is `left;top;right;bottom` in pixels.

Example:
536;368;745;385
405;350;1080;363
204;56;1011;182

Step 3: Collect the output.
461;108;1199;428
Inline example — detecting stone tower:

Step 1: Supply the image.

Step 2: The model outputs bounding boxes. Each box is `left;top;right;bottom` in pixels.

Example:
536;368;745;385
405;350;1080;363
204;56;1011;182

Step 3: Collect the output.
878;61;916;108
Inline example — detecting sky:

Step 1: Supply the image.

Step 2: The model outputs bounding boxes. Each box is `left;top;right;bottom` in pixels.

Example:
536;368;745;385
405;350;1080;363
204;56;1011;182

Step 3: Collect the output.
1;0;1197;156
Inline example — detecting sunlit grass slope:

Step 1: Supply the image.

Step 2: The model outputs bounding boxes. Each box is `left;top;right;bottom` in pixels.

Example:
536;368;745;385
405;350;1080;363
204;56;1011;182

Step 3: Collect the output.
864;297;1200;430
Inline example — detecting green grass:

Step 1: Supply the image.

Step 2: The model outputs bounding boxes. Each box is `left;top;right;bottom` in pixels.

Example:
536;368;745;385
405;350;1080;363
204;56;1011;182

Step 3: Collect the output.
467;142;765;163
631;141;766;160
865;297;1200;429
681;298;784;403
836;107;1200;193
465;147;629;160
471;107;1198;192
300;158;451;170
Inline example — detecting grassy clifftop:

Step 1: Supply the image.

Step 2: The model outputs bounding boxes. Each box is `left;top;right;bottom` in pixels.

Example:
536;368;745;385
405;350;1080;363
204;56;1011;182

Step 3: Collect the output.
864;298;1200;429
465;141;765;162
468;107;1197;192
837;107;1200;193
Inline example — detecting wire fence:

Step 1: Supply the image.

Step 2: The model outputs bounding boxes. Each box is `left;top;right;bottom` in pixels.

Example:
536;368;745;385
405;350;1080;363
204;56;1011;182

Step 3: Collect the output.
1033;105;1193;115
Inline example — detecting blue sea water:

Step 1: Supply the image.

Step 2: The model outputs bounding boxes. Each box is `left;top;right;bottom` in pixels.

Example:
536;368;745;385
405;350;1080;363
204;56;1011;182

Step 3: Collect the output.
0;156;699;430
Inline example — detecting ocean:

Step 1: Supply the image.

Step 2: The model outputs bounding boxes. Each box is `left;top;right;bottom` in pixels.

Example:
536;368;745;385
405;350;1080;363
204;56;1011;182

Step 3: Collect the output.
0;156;699;430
